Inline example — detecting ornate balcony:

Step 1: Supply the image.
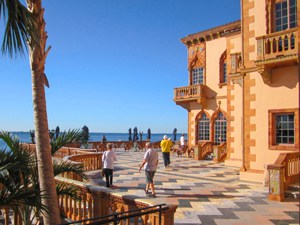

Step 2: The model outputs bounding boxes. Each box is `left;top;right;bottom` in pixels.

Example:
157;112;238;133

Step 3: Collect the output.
255;28;298;84
173;84;207;109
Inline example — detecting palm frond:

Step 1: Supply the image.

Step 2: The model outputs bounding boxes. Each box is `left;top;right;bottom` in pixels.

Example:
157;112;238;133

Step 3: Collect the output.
51;129;84;155
0;179;46;212
1;0;38;57
53;160;87;180
0;131;36;176
56;182;82;202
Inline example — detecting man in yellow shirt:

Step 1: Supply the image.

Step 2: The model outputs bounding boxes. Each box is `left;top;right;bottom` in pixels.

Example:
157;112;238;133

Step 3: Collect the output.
160;135;173;168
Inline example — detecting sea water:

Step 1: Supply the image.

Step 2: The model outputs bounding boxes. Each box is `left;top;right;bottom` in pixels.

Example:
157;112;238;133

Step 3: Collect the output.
1;131;185;144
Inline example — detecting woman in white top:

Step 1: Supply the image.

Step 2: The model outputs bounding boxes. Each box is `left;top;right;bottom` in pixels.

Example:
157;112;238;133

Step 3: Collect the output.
102;143;117;187
180;134;185;147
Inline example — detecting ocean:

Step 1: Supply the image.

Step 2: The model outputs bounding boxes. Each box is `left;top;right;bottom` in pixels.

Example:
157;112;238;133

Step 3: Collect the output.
1;131;184;145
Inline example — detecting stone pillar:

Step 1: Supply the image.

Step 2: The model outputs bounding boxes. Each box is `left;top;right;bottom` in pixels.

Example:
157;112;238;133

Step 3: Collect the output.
89;186;109;217
154;205;178;225
267;164;285;201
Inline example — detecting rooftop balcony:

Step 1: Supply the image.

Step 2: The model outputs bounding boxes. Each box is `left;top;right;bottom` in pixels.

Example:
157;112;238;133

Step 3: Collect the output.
173;84;207;109
255;28;298;84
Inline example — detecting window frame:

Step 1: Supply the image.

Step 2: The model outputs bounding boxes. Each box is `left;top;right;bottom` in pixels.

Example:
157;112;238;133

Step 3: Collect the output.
192;67;204;85
268;0;298;33
196;112;211;142
268;108;299;150
213;111;227;145
219;50;227;87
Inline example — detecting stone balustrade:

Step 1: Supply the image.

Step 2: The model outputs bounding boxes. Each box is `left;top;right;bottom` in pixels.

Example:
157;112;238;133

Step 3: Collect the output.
256;28;298;61
56;177;177;225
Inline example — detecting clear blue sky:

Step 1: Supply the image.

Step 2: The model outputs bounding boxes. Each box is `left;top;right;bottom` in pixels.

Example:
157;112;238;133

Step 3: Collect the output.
0;0;240;133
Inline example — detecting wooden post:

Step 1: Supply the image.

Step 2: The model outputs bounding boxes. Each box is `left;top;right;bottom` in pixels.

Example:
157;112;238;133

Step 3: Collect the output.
213;146;219;162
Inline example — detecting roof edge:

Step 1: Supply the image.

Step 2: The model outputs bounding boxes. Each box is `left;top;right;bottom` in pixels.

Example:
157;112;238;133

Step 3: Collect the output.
180;20;241;45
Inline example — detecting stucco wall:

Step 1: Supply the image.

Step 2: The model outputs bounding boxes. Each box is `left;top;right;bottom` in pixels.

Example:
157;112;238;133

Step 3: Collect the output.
249;66;299;170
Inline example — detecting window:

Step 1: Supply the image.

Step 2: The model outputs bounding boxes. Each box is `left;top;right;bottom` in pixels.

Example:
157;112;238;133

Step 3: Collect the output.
269;109;299;150
214;112;227;145
223;63;227;83
192;67;204;84
219;50;227;85
276;114;294;144
198;113;210;141
275;0;297;32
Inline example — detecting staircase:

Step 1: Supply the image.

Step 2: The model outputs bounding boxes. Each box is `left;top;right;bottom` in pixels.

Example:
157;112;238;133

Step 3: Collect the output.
285;182;300;199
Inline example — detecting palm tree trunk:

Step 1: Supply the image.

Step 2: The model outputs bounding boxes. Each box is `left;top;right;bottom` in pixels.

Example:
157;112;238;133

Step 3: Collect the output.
26;0;60;224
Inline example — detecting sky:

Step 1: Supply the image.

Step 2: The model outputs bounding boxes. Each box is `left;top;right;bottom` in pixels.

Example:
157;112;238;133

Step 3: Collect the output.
0;0;240;133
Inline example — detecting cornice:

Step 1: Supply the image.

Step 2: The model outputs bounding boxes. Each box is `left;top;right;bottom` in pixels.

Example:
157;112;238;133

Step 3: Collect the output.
181;20;241;46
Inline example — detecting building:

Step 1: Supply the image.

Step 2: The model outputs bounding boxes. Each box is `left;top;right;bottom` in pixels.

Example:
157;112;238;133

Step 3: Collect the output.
174;0;299;183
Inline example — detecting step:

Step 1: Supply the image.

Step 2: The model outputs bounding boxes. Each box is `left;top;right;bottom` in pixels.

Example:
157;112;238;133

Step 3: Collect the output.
287;182;300;191
285;190;299;199
285;182;300;199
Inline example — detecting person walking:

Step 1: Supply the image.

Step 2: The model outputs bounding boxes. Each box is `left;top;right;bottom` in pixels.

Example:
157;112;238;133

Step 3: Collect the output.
180;134;185;148
139;142;158;197
160;135;173;168
102;143;117;188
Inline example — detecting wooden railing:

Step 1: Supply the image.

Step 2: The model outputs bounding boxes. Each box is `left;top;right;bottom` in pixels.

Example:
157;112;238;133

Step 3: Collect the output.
267;152;300;201
56;177;177;225
213;142;227;163
193;142;213;160
256;28;298;61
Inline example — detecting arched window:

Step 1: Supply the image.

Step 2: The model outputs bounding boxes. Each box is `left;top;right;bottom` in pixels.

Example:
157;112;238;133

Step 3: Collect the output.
219;50;227;84
198;113;210;141
214;112;227;145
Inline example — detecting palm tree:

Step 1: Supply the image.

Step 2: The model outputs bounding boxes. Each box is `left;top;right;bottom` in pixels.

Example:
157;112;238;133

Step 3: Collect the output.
1;0;60;224
0;132;46;225
0;130;86;224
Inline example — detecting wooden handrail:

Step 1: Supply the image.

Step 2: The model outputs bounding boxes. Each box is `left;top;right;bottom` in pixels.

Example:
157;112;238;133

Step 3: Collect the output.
213;142;227;163
267;152;300;201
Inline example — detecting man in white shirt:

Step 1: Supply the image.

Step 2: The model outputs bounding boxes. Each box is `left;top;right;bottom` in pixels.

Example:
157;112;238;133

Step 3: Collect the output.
139;142;158;197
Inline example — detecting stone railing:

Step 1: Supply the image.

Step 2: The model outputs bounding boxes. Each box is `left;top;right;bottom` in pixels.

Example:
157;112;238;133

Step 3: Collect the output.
173;84;205;101
213;142;227;163
56;177;177;225
65;153;102;171
267;152;300;201
256;28;298;61
193;141;213;160
0;177;177;225
58;151;102;182
0;206;22;225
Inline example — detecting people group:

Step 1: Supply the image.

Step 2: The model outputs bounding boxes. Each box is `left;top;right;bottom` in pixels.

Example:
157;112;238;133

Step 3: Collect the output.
102;134;184;197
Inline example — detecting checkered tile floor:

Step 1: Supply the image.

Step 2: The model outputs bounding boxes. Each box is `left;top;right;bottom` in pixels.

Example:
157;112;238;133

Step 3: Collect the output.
86;150;299;225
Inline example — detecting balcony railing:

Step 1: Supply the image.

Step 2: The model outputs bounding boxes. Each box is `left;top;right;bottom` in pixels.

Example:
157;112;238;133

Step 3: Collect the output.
173;84;206;109
256;28;298;64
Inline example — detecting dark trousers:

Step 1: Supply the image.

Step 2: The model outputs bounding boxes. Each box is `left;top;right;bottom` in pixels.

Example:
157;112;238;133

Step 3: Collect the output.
103;168;113;187
162;152;170;166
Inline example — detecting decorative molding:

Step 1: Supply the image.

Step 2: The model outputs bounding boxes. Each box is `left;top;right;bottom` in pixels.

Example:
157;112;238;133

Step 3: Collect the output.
229;73;243;87
257;66;272;85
